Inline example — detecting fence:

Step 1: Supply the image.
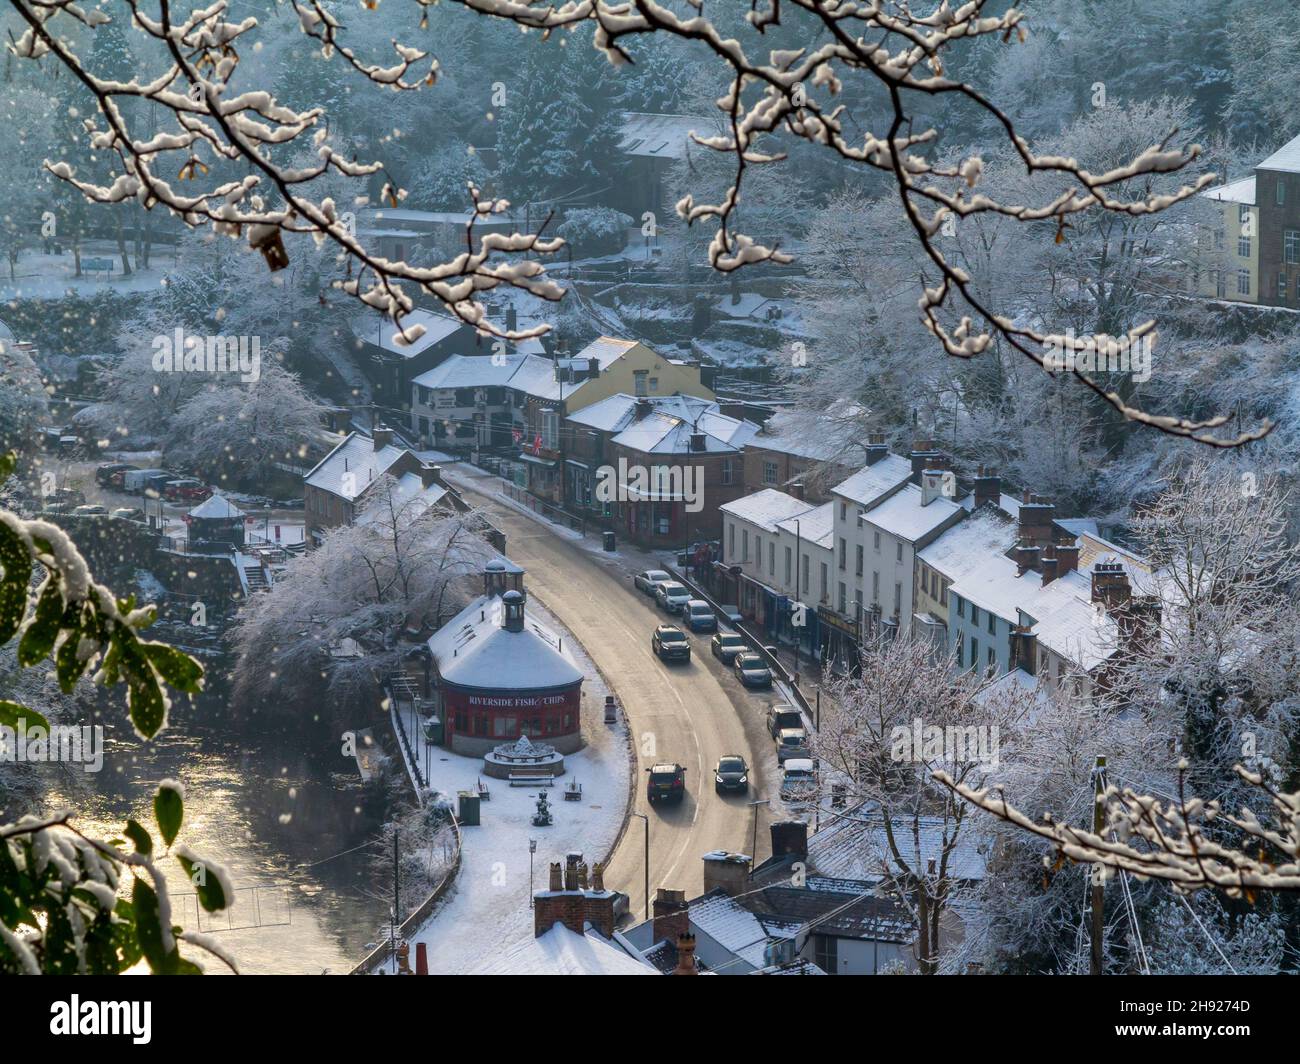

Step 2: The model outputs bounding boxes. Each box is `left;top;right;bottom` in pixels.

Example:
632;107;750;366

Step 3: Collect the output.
500;481;591;537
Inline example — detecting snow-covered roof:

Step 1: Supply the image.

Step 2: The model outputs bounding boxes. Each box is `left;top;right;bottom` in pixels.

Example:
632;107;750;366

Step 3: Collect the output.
354;471;450;525
428;594;584;691
918;509;1018;582
831;455;913;507
810;805;989;883
1201;176;1256;205
304;431;408;501
352;308;464;359
687;890;773;969
471;922;654;976
620;112;714;159
720;489;815;534
1257;133;1300;174
776;500;835;549
749;407;868;464
188;494;245;519
570;393;757;454
414;337;635;402
860;482;962;544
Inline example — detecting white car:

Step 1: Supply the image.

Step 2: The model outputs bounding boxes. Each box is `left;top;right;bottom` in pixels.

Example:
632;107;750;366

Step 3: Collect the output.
780;758;818;806
655;581;692;614
634;569;673;595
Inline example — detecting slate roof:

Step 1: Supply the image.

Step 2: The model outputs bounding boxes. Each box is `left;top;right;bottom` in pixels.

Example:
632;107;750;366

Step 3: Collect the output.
720;489;815;533
809;805;990;884
831;455;913;507
304;432;408;501
427;593;584;691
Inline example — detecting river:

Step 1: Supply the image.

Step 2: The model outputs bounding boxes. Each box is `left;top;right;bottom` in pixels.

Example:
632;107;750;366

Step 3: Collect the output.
29;677;388;975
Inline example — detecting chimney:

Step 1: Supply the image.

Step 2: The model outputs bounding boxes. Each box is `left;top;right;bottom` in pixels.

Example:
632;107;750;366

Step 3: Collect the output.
1055;542;1081;576
587;356;600;380
673;933;699;975
592;862;605;893
920;468;949;507
634;398;652;419
506;305;518;335
770;820;808;859
1014;538;1040;576
373;426;393;451
1040;546;1060;586
1091;561;1131;612
652;888;690;946
1010;625;1037;675
689;431;707;452
973;465;1001;510
501;589;525;633
1117;595;1162;654
702;851;751;896
563;852;580;891
418;463;443;489
909;439;942;478
863;431;889;467
789;480;805;502
534;855;616;938
1017;494;1056;548
548;861;562;892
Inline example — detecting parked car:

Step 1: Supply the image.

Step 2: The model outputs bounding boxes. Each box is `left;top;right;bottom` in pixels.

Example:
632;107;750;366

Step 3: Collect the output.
634;569;673;595
108;466;140;489
779;758;817;805
776;727;810;764
111;507;145;522
646;762;687;805
711;631;747;664
654;581;692;614
164;478;211;502
651;624;691;662
95;462;134;486
683;600;716;632
734;652;773;688
714;755;749;795
72;504;107;516
123;468;170;493
767;704;804;738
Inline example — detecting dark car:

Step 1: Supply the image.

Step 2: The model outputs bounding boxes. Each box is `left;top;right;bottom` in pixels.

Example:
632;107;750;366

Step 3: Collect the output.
714;755;749;795
711;631;747;663
767;704;804;738
734;652;773;688
652;624;691;662
95;462;134;486
646;762;687;804
683;600;717;632
108;466;140;489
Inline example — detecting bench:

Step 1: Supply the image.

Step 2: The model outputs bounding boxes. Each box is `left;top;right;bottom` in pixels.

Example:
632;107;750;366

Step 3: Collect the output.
509;774;554;787
563;781;582;801
83;257;114;277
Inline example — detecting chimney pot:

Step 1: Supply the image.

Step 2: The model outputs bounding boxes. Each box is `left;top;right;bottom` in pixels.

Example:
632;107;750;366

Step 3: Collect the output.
653;888;690;949
673;933;699;976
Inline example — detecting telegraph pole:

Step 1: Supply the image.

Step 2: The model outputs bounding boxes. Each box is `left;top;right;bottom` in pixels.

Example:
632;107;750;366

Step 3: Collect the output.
1089;755;1107;975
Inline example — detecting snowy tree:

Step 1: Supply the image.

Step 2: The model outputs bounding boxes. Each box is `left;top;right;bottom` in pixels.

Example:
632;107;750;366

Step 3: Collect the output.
0;339;48;457
229;478;494;712
813;635;1037;973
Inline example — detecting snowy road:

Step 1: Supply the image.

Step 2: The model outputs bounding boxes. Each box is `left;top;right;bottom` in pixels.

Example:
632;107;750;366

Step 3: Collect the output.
453;472;778;917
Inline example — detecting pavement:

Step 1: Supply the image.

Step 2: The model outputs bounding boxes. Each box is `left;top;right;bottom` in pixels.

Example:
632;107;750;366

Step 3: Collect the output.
447;466;782;917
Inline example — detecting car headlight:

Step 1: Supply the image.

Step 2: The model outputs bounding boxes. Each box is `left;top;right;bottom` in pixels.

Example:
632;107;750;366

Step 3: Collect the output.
715;775;724;783
738;775;747;784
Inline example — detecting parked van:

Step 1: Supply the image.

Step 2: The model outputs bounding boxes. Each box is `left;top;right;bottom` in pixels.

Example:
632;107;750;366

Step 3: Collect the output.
123;468;170;493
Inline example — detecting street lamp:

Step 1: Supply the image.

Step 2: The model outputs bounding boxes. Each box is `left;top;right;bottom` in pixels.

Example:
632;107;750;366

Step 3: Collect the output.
528;837;537;910
630;812;650;921
747;798;771;873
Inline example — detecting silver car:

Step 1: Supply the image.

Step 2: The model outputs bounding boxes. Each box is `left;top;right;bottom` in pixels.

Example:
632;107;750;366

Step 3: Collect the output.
655;581;692;614
776;728;810;764
634;569;673;595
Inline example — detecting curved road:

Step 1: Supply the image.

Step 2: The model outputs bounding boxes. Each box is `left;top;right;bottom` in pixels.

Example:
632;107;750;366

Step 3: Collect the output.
455;474;777;917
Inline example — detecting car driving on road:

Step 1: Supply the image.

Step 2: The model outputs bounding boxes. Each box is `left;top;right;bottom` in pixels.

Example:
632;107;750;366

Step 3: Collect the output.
711;631;747;664
714;755;749;795
652;624;691;663
683;600;717;632
734;652;773;688
634;569;673;595
646;762;687;804
654;581;692;614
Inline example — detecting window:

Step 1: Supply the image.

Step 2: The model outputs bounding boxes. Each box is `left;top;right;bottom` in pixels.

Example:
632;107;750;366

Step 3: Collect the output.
820;563;828;602
971;604;980;626
785;544;794;585
894;582;902;615
1278;179;1287;206
988;611;996;635
956;596;964;618
722;458;734;485
1237;268;1251;295
763;461;779;485
728;523;735;561
633;370;648;396
742;529;749;561
1239;204;1251;227
838;582;847;614
971;637;979;667
1216;271;1226;299
838;538;847;570
873;530;881;551
872;571;880;603
939;580;947;607
541;408;559;450
801;553;809;594
814;934;838;975
756;536;763;568
855;544;863;576
987;646;996;670
956;639;964;667
768;542;775;575
1238;233;1251;258
648;377;659;392
921;567;930;595
840;502;847;522
1280;271;1288;301
1286;230;1300;265
896;542;903;563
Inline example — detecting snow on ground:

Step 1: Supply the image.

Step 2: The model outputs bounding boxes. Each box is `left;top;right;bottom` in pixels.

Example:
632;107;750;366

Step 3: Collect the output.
399;595;632;975
1;245;172;301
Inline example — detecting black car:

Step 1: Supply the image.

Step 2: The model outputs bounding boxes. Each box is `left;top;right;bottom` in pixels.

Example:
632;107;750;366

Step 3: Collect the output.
714;755;749;794
734;652;773;688
711;631;747;663
652;624;691;662
647;763;687;804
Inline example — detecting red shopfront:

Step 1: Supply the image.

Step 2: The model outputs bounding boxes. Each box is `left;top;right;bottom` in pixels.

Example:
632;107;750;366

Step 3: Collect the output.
442;683;583;757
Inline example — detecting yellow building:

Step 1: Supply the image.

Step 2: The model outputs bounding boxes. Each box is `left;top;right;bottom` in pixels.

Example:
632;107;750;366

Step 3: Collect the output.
1195;177;1258;303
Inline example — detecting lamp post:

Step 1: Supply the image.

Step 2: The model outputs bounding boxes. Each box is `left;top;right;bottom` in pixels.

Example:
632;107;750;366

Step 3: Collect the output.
631;812;650;921
748;798;771;873
528;837;537;910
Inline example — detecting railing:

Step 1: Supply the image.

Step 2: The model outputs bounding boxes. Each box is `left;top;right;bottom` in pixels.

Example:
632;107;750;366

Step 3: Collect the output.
499;481;591;537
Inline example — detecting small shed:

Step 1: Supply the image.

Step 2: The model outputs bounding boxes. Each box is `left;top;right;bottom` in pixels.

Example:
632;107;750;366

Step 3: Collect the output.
187;494;247;552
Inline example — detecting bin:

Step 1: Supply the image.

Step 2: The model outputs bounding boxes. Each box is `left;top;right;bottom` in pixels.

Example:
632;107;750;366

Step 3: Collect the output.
603;530;616;552
457;791;481;826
